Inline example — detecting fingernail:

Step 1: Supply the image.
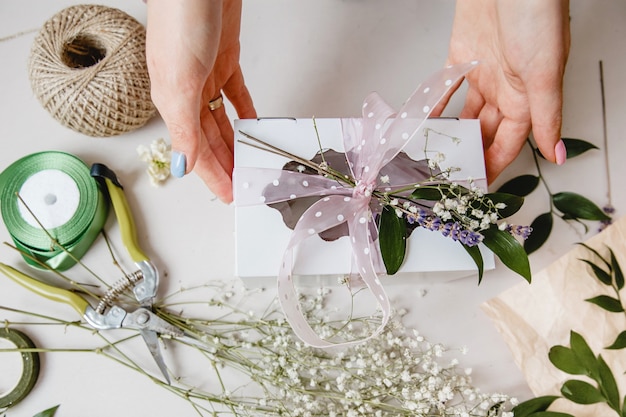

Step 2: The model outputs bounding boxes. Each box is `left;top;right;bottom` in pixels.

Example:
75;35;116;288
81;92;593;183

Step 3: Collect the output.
555;140;566;165
171;151;186;178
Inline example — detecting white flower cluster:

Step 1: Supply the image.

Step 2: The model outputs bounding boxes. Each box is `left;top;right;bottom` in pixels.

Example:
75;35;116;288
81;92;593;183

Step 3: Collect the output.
157;284;517;417
431;180;506;232
137;138;171;186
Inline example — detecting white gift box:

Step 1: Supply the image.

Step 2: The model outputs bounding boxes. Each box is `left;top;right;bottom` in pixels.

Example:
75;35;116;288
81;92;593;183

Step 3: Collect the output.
233;117;495;284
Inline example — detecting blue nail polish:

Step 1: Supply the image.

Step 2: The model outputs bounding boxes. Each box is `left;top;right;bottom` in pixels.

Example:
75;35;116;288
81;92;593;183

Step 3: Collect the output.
171;151;186;178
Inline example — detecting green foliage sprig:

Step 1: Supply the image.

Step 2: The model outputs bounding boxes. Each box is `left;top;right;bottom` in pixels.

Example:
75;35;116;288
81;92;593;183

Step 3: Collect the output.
578;243;626;351
513;244;626;417
513;330;621;417
497;139;611;254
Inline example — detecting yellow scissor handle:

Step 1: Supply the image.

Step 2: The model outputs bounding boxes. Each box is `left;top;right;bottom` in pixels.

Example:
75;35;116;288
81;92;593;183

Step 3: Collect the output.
102;176;149;263
0;263;89;315
90;164;149;264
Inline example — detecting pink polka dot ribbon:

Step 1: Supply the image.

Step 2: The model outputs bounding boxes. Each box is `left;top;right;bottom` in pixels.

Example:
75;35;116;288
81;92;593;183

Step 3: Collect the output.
235;62;478;347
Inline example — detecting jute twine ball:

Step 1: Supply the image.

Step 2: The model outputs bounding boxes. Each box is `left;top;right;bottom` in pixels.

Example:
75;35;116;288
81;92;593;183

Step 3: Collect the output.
28;5;156;137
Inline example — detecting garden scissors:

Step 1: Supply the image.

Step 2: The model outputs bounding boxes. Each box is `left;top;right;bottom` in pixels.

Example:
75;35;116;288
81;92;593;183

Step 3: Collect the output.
0;163;183;384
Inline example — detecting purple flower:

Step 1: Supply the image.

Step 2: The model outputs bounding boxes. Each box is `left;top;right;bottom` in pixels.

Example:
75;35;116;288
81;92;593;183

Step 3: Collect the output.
428;216;442;231
440;222;454;238
507;225;532;240
603;204;616;215
458;229;483;247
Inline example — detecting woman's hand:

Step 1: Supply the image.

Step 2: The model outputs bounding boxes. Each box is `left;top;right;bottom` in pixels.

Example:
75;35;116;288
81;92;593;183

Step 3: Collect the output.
437;0;570;182
146;0;256;203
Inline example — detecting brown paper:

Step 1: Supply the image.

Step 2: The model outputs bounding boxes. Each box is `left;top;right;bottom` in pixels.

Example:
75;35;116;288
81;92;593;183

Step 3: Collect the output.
483;216;626;416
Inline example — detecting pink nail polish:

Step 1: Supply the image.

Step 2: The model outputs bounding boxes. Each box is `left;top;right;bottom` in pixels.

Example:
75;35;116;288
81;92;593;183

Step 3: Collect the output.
555;140;566;165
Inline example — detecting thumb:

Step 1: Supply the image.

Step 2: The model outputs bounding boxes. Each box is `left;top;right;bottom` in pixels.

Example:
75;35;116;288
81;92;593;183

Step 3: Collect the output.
158;100;202;178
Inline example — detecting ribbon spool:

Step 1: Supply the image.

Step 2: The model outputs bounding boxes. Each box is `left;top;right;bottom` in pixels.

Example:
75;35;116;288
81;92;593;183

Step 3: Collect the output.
0;151;108;271
0;328;40;408
27;5;156;137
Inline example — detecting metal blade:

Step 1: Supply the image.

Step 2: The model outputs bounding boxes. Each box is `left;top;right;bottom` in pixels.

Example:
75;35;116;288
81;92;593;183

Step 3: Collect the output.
140;329;171;384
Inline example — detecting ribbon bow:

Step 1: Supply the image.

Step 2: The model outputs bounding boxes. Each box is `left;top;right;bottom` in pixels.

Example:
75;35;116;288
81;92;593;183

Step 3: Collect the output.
235;62;478;347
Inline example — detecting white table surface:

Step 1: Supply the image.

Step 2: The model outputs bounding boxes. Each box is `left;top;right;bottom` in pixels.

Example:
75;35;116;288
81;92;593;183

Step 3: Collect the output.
1;1;625;415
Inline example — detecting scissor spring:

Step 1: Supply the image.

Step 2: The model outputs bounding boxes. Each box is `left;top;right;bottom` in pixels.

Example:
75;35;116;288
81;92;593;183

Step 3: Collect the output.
96;270;144;314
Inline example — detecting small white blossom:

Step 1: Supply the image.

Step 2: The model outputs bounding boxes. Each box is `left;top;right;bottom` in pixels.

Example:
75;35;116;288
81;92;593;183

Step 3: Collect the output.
137;138;171;186
471;208;484;218
444;198;457;210
380;174;390;184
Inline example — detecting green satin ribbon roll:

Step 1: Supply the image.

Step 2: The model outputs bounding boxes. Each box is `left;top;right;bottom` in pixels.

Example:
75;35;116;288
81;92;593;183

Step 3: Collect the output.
0;151;108;271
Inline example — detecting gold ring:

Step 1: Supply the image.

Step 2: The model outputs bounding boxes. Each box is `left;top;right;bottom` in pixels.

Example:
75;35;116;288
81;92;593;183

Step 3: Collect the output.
208;95;223;111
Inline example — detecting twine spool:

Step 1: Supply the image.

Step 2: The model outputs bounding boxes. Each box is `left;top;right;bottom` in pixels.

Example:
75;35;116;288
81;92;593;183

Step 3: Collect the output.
28;5;156;137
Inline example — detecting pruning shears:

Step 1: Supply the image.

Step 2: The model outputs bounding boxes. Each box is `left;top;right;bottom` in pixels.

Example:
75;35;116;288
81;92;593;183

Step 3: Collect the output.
0;163;182;384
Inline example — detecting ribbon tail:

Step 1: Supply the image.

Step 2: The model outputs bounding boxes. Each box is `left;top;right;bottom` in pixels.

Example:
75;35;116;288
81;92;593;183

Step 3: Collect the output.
278;197;391;348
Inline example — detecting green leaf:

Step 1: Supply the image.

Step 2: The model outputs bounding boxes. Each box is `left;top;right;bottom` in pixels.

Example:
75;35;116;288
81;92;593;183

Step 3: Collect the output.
33;406;60;417
606;331;626;350
526;412;575;417
609;248;624;290
569;331;599;378
462;243;484;284
482;226;531;282
411;186;445;201
562;138;599;158
585;295;624;313
512;395;560;417
577;243;612;270
548;345;586;375
379;206;407;275
536;138;598;159
622;396;626;417
597;354;620;411
561;380;605;404
524;213;553;254
553;192;611;221
579;259;612;286
497;174;540;197
486;192;524;218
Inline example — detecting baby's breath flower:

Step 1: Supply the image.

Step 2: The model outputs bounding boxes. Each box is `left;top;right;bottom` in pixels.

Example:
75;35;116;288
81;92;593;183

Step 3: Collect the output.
137;138;171;186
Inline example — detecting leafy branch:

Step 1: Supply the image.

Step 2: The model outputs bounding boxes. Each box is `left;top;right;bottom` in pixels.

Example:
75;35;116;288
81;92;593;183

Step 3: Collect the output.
577;244;626;349
514;329;622;417
497;138;611;254
513;245;626;417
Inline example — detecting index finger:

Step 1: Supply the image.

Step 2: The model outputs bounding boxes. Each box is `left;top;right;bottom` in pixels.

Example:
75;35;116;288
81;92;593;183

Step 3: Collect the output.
223;66;257;119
